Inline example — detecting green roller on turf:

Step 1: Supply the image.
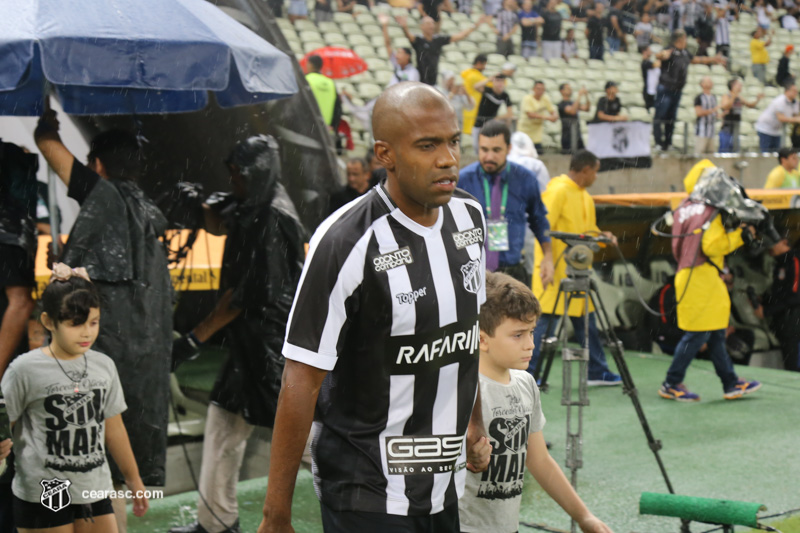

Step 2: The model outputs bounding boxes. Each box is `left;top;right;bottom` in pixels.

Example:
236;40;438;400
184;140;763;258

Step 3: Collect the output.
640;492;766;527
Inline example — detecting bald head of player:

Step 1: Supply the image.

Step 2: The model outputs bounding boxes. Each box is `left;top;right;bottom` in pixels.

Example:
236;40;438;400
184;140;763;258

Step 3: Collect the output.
373;82;460;226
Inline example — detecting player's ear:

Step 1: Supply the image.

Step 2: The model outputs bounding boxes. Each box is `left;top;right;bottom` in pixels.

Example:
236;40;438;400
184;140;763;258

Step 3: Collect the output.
374;141;395;172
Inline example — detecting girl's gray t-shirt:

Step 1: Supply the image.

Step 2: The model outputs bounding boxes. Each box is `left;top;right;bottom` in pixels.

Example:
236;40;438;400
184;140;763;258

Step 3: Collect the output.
1;348;126;504
459;369;546;533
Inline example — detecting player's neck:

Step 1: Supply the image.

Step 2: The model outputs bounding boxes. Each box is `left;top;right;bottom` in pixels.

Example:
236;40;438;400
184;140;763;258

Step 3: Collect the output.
384;179;440;227
479;353;512;384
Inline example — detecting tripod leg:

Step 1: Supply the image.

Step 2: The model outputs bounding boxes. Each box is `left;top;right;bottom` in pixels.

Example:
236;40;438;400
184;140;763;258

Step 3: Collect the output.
537;282;570;391
587;284;676;495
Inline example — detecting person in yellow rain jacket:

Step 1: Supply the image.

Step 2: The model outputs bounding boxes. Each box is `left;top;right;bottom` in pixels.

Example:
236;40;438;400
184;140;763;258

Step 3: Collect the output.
658;161;762;402
461;54;488;135
530;150;622;386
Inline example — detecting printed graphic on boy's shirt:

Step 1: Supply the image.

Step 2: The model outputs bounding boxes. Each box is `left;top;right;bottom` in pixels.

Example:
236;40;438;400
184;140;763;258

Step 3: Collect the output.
477;395;531;500
44;381;110;473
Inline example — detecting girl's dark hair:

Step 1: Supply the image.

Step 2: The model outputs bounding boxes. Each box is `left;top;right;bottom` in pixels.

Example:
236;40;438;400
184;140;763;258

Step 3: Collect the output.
41;277;100;326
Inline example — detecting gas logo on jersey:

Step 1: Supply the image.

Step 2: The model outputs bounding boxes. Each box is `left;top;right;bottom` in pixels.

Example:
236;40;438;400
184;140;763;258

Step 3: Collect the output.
373;247;414;272
385;435;464;475
453;228;484;249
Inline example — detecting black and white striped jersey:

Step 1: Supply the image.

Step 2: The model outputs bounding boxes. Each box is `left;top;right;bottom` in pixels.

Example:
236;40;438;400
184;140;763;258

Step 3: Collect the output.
283;183;487;516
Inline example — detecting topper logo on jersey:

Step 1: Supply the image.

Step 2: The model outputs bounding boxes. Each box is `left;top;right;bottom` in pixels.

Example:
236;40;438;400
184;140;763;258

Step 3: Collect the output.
453;228;484;250
385;435;464;475
396;287;427;305
373;247;414;272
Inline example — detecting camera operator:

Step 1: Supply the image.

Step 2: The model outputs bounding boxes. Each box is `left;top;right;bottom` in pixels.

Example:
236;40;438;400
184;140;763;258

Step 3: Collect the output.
530;150;622;386
752;238;800;372
659;171;762;402
169;136;307;533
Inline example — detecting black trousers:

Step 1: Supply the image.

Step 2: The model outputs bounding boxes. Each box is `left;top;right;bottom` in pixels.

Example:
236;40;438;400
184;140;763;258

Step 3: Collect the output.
320;501;460;533
770;307;800;371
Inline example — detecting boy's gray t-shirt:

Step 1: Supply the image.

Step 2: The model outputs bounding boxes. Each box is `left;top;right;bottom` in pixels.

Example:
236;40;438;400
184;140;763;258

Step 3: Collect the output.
1;348;126;504
459;369;546;533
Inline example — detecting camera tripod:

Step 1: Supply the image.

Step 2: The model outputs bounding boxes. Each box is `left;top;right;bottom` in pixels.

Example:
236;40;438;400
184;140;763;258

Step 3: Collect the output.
534;233;675;532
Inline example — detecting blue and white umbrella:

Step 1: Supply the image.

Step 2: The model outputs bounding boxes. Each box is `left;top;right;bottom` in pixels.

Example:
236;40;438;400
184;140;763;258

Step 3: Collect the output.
0;0;298;116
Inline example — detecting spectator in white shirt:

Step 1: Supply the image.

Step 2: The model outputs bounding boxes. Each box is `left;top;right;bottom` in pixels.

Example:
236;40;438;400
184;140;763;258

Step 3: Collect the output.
508;132;551;192
755;81;800;152
634;13;656;52
439;71;475;130
561;29;579;61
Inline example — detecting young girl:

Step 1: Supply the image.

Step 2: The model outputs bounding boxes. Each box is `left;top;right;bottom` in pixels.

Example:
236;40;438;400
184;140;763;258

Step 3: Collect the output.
0;264;147;532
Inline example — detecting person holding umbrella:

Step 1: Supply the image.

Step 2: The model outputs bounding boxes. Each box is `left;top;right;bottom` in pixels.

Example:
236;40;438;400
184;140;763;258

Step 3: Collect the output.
34;111;172;532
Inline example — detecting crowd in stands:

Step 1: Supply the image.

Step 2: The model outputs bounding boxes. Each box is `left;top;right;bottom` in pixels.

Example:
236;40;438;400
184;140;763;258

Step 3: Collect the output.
283;0;800;154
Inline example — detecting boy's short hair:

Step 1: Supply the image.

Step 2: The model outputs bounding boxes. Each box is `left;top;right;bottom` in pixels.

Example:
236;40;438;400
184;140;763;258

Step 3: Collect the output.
480;271;542;336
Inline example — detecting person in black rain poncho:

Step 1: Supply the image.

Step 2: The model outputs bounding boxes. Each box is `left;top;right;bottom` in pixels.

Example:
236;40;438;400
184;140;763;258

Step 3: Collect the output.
33;112;173;525
0;140;39;533
169;135;306;533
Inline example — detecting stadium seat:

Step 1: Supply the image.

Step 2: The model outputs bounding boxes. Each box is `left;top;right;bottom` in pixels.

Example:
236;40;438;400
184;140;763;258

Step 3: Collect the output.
333;12;354;23
349;34;371;46
354;44;378;58
324;32;349;45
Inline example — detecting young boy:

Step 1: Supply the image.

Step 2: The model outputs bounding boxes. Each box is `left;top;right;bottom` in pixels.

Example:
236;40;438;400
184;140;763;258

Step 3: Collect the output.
459;271;613;533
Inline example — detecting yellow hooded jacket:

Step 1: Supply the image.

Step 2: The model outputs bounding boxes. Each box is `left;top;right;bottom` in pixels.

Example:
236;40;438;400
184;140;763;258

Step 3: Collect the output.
675;159;744;331
461;67;486;135
533;174;601;317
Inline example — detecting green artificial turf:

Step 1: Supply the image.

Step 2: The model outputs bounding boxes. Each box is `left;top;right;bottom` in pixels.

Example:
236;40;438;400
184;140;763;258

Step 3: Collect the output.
135;351;800;533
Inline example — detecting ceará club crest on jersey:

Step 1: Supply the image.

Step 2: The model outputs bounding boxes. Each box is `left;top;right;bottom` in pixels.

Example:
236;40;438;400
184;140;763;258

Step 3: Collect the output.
40;478;72;512
461;259;482;294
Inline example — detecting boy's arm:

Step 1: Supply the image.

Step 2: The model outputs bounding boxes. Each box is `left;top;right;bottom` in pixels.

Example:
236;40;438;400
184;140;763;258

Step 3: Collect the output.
526;432;613;532
105;414;148;517
466;387;492;473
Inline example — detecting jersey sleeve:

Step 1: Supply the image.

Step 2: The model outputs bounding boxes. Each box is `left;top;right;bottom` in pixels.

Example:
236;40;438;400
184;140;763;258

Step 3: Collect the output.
282;221;369;371
694;94;702;107
102;355;127;420
0;363;23;424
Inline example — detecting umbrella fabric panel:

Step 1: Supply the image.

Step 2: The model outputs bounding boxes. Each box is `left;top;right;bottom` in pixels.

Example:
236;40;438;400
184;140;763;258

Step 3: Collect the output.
0;0;298;115
178;0;297;95
0;1;36;89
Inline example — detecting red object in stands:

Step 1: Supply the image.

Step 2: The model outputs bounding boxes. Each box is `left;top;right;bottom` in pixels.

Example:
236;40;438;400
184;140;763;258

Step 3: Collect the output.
300;47;368;79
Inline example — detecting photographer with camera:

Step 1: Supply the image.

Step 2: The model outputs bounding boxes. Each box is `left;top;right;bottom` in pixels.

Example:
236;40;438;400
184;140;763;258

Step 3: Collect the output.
530;150;622;386
169;136;306;533
659;166;762;402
